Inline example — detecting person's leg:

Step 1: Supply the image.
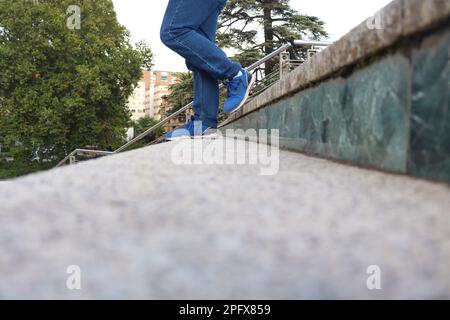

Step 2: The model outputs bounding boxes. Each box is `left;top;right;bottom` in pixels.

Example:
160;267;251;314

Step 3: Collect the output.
166;1;223;139
160;0;241;81
189;3;223;128
190;0;255;116
191;69;202;122
192;68;219;128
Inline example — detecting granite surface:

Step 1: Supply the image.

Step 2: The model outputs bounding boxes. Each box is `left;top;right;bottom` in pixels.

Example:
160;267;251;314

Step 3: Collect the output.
0;140;450;299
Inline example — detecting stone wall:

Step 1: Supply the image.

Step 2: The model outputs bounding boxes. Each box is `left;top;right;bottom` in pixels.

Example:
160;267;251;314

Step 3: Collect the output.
224;0;450;184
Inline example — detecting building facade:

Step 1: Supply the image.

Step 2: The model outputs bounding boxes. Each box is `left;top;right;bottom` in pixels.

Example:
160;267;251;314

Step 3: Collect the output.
150;71;179;120
127;70;152;122
127;70;186;132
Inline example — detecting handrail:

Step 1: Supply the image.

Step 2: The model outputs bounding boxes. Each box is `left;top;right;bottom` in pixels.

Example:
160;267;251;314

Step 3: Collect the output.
293;40;333;47
114;43;297;154
57;40;332;166
246;43;292;72
114;43;298;153
114;101;194;153
56;149;114;167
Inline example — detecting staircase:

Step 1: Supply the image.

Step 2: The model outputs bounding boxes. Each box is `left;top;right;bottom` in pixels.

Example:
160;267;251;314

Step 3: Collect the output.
56;40;331;167
57;0;450;186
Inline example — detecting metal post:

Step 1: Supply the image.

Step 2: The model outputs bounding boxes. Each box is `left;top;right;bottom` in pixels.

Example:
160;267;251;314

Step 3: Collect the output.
279;51;290;80
283;51;290;76
279;52;284;80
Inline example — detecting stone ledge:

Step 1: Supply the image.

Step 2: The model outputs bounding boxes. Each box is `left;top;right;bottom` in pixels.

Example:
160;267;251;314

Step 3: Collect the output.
223;25;450;184
404;0;450;36
222;0;450;127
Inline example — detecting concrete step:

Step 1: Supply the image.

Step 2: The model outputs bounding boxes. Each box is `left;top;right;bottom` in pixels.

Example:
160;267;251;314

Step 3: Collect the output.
0;139;449;299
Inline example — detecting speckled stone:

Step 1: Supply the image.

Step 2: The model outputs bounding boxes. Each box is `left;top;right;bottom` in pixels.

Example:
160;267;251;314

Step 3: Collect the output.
226;55;411;174
403;0;450;36
1;140;449;299
345;55;410;171
409;28;450;183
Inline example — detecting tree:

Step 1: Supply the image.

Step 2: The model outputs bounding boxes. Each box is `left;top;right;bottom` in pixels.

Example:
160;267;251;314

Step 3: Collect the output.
167;72;194;113
0;0;153;171
133;117;164;144
135;40;154;71
218;0;328;72
121;116;164;152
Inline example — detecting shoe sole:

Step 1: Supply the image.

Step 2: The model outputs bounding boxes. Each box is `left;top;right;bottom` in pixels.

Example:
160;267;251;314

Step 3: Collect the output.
167;130;218;141
167;135;218;141
192;133;219;140
165;136;192;142
225;72;256;115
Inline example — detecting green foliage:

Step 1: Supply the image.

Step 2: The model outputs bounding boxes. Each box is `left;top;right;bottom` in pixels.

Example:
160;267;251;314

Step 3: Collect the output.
230;49;265;69
167;72;194;113
218;0;328;68
0;0;153;173
121;117;164;152
133;117;164;142
0;159;53;180
219;0;328;50
135;40;154;71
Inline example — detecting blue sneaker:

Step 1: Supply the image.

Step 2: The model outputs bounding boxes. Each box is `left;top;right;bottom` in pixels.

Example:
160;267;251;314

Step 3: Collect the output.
166;118;216;141
223;68;255;114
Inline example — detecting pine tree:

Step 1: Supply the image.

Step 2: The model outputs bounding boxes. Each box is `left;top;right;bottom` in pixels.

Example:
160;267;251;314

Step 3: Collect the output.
218;0;328;72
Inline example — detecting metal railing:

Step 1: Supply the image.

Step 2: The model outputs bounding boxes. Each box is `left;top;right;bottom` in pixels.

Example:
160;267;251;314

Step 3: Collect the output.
114;43;294;154
56;40;332;167
56;149;114;167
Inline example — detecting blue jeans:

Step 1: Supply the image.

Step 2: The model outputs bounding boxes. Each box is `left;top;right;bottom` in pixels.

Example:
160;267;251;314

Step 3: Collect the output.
160;0;241;128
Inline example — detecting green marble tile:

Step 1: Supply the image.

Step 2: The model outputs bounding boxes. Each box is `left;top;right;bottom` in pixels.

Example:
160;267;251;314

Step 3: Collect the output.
327;83;354;159
225;55;410;173
344;55;410;172
409;29;450;183
223;27;450;184
312;80;347;158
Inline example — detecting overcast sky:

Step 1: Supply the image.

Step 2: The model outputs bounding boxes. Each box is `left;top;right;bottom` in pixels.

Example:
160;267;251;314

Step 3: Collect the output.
112;0;392;71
